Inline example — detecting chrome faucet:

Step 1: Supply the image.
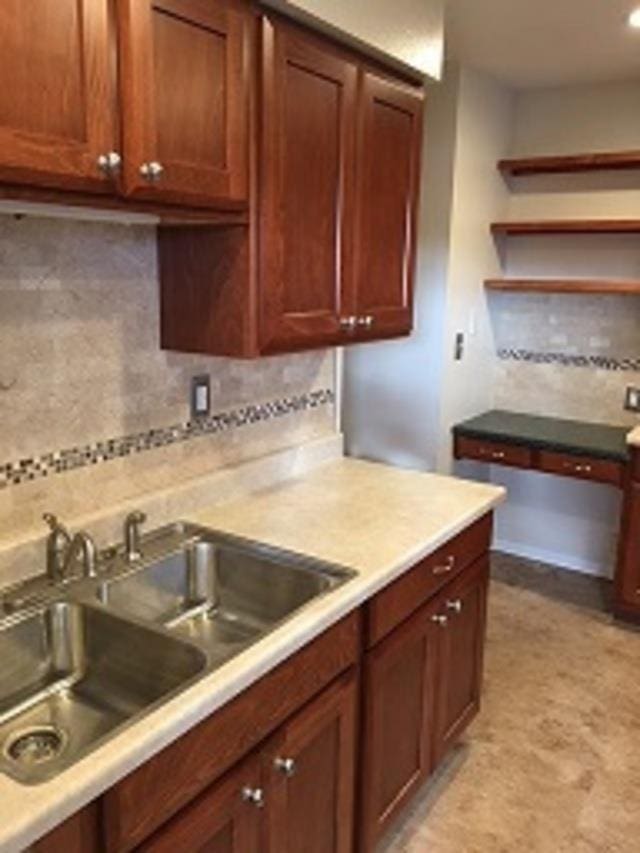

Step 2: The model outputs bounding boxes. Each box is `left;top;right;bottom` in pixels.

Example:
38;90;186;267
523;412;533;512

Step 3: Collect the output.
43;513;72;581
124;510;147;563
43;514;98;581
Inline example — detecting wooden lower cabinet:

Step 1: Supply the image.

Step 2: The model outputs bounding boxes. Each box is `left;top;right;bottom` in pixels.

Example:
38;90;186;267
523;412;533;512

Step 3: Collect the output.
265;669;357;853
140;669;357;853
615;463;640;619
360;599;439;850
432;557;489;765
361;556;490;850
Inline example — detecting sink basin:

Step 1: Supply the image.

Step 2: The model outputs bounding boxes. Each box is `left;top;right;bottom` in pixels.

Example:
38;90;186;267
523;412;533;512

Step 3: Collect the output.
99;530;355;665
0;601;207;784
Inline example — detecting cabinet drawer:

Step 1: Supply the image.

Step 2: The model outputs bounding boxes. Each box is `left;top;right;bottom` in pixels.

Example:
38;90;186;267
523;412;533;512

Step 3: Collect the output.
455;435;532;468
538;450;624;487
366;514;492;647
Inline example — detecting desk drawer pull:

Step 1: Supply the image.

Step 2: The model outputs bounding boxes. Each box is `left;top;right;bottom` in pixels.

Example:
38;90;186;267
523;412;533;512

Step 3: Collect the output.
432;555;456;575
563;461;592;474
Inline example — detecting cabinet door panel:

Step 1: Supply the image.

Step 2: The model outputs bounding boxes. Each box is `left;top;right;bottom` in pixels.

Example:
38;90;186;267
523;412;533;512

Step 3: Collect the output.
353;73;423;339
361;603;437;849
266;670;357;853
0;0;116;191
259;18;357;353
433;556;489;764
117;0;249;207
616;482;640;612
138;754;263;853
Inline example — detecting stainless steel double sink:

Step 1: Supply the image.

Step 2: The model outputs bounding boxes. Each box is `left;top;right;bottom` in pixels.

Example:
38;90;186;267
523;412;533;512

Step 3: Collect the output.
0;524;354;784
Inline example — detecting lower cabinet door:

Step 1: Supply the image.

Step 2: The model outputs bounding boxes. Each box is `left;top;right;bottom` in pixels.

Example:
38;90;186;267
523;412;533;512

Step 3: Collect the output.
432;556;490;765
265;669;358;853
615;482;640;613
360;603;438;850
137;753;264;853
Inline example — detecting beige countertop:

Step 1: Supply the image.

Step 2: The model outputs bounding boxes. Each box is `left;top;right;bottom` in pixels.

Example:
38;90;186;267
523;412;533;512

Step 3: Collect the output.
0;458;504;852
627;426;640;448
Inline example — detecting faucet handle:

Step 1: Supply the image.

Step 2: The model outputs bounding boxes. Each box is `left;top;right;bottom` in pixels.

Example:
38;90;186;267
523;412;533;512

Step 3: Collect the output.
43;512;60;530
124;510;147;563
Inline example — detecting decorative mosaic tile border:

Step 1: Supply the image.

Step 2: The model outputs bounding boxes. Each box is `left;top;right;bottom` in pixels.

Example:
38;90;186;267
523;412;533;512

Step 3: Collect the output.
0;389;335;491
497;348;640;372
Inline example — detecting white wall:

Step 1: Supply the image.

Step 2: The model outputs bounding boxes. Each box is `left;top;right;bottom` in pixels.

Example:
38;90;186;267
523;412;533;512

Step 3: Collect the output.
487;79;640;578
436;67;512;470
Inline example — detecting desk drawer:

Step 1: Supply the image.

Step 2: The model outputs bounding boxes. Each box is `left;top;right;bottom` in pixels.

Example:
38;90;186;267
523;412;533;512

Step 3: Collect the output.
538;450;624;487
366;513;493;647
455;435;532;469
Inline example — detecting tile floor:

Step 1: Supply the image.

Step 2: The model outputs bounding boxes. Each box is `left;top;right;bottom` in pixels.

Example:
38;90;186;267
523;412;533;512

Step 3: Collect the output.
382;553;640;853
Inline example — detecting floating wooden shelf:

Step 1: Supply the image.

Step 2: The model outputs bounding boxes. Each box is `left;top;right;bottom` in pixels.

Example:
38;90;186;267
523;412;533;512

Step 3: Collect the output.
485;278;640;295
491;219;640;236
498;150;640;176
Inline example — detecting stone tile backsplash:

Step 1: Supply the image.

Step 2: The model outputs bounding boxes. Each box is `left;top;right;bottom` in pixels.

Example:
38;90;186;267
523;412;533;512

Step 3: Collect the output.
0;215;337;541
488;291;640;426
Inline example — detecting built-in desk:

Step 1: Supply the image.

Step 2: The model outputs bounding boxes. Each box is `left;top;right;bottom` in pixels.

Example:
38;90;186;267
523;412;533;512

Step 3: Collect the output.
453;410;629;488
453;410;640;622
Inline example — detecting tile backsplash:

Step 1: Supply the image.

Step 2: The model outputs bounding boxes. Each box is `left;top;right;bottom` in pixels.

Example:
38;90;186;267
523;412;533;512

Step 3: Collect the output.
0;215;336;541
488;291;640;425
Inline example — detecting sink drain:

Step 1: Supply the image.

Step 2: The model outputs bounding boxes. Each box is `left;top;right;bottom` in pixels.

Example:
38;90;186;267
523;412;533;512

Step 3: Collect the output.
3;725;68;766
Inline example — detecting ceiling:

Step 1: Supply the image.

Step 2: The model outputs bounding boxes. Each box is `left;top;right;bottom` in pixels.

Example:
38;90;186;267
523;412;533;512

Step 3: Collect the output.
446;0;640;88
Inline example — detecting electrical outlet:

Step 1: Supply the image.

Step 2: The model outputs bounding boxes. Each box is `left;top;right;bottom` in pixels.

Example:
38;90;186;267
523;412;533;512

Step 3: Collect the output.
191;375;210;419
624;386;640;412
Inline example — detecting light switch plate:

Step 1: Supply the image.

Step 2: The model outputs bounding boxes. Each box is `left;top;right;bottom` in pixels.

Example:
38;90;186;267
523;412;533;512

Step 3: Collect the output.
624;386;640;412
191;375;210;419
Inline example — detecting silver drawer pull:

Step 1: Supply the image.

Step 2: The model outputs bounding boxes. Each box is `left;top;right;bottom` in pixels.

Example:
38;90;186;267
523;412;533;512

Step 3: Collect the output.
564;462;593;474
241;786;265;808
491;451;506;460
446;598;463;614
431;614;448;627
432;555;456;576
274;756;296;777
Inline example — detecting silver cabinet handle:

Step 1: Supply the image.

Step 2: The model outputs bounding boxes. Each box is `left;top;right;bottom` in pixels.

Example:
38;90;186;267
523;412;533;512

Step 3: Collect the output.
565;462;592;473
340;316;357;331
357;315;374;328
97;151;122;175
241;787;265;808
432;555;456;576
274;756;296;777
491;451;506;460
140;161;164;182
431;613;448;627
446;598;463;614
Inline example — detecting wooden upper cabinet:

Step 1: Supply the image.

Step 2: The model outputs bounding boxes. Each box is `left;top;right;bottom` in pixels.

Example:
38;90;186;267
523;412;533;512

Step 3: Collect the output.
433;557;489;765
353;72;423;339
116;0;250;208
0;0;117;192
265;670;357;853
259;17;358;353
